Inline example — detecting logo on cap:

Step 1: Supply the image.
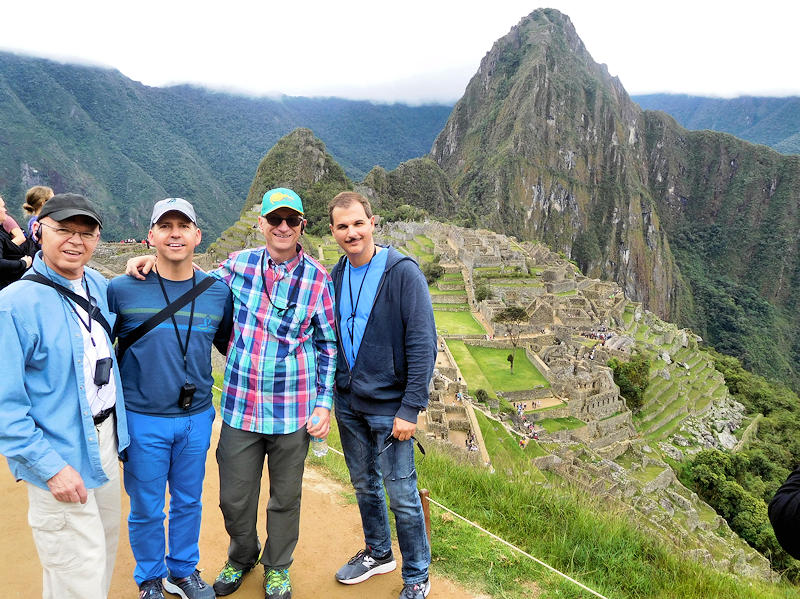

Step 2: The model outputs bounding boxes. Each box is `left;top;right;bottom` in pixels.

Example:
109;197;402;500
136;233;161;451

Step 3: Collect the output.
269;191;293;204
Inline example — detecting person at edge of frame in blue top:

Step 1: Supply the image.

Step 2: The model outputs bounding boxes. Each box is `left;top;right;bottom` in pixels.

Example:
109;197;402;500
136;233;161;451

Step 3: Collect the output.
327;191;437;599
0;193;130;599
108;198;233;599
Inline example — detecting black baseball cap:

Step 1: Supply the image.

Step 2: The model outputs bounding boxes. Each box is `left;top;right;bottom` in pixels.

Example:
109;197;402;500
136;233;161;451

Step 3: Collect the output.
38;193;103;227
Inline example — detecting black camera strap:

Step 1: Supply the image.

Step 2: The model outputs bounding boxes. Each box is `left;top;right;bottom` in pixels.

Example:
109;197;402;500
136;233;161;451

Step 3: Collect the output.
23;272;112;338
157;271;195;383
116;274;215;360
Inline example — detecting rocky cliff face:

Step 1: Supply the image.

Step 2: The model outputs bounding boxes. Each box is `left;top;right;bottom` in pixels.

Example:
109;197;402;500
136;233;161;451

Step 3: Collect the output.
430;9;684;318
420;8;800;387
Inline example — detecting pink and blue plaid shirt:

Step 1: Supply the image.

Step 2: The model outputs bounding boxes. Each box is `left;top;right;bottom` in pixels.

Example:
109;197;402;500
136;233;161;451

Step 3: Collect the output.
212;246;337;434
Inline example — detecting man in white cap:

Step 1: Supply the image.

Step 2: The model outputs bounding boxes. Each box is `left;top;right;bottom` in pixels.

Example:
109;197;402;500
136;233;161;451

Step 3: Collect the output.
0;192;129;599
108;198;233;599
126;189;336;599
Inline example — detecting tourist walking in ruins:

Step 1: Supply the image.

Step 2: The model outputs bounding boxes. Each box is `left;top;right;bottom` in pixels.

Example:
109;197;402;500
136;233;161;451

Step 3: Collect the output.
328;191;437;599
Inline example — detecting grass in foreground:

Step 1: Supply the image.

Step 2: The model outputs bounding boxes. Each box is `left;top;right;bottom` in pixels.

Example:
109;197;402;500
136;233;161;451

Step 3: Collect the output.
308;414;796;599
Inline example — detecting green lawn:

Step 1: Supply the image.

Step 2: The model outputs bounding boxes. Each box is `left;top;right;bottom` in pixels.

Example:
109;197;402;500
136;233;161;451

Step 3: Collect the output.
415;235;434;249
446;340;496;398
465;345;550;391
432;303;470;311
474;410;547;470
538;416;585;433
429;286;466;295
435;311;485;335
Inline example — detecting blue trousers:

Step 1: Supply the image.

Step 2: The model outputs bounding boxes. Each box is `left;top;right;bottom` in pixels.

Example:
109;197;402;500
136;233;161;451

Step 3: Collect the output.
123;406;215;584
335;391;430;584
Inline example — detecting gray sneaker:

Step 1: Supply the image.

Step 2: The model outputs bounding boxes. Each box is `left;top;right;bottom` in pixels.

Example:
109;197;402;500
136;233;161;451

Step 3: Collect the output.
399;578;431;599
335;547;397;584
163;570;215;599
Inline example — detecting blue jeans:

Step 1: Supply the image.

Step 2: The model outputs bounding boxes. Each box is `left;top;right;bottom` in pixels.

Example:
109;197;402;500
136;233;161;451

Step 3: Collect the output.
335;391;430;584
123;406;215;584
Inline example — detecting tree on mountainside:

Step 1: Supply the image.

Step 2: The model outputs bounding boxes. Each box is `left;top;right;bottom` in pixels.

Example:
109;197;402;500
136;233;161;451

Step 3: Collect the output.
682;449;797;579
608;353;650;411
493;306;528;373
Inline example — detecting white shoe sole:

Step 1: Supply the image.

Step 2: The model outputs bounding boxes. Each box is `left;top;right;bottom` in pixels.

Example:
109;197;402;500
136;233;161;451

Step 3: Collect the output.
336;559;397;584
162;578;187;599
162;578;214;599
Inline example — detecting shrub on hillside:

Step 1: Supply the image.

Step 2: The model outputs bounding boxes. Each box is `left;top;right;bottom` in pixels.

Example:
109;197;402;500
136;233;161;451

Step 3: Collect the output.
608;353;650;411
475;283;492;302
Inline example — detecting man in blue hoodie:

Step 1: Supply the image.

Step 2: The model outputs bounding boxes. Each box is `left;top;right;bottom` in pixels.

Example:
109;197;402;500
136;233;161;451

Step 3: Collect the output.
327;192;437;599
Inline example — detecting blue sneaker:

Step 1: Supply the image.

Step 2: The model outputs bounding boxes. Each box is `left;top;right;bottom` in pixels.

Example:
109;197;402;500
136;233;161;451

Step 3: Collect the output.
335;547;397;584
399;578;431;599
163;569;214;599
139;579;165;599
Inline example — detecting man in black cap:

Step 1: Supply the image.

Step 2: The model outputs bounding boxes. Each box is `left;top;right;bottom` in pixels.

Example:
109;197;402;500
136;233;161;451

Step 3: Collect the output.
0;193;129;599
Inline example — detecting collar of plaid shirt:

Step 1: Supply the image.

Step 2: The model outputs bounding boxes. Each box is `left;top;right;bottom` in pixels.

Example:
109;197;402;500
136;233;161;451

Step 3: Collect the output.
216;245;338;435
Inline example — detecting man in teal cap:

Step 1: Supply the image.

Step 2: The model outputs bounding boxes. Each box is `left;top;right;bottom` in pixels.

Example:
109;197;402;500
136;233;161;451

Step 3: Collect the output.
213;188;336;599
127;188;337;599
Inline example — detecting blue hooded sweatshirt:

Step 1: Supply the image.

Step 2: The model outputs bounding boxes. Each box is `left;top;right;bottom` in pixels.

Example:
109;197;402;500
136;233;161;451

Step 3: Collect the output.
331;246;437;422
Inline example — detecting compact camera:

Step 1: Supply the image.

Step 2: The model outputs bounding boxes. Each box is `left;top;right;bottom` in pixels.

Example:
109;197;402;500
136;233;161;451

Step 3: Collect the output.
94;357;112;386
178;382;196;410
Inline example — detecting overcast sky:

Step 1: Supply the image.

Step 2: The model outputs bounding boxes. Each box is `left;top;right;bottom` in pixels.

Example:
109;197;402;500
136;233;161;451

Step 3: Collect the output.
2;1;797;104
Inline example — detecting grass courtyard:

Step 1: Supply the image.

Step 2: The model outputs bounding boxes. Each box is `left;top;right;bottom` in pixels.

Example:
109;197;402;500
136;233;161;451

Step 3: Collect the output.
465;345;549;392
446;340;549;397
434;311;486;335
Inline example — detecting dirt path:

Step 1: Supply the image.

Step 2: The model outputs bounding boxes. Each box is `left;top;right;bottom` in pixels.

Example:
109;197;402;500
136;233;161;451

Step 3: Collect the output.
2;422;474;599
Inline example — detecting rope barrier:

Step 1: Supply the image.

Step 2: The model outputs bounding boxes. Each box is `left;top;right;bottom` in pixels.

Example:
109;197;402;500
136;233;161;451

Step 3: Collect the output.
425;496;609;599
210;384;607;598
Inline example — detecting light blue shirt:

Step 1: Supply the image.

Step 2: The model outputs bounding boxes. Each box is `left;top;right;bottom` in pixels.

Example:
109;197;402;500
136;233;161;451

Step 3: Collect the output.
338;246;389;370
0;253;129;490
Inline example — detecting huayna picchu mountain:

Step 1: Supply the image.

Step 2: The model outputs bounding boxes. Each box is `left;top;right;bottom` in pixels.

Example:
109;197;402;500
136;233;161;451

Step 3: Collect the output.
364;8;800;390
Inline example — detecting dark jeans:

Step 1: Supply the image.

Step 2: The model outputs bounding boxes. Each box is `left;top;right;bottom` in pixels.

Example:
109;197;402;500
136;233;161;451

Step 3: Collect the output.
335;391;430;584
216;423;309;570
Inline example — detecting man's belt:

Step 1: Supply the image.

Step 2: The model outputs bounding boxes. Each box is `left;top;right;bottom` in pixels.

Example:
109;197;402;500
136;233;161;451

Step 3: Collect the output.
93;406;115;425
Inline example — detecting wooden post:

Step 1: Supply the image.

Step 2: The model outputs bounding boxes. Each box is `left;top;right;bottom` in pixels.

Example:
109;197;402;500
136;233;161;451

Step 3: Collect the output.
419;488;432;546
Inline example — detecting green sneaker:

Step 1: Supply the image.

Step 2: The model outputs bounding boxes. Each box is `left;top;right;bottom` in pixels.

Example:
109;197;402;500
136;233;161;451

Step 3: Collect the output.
264;568;292;599
213;561;253;596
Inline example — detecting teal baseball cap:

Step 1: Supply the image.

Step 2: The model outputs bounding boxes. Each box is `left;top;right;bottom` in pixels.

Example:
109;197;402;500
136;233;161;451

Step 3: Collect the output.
261;188;304;216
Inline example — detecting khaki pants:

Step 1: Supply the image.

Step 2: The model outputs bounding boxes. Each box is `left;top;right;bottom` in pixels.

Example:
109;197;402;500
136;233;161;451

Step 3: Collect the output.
27;417;121;599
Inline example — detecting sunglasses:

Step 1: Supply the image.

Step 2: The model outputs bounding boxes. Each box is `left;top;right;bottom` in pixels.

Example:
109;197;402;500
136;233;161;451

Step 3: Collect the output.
377;433;426;461
264;214;303;228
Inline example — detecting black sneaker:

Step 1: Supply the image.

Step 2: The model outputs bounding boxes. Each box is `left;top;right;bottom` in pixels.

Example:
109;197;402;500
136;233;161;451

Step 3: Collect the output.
214;561;253;596
335;547;397;584
139;578;165;599
398;578;431;599
163;569;215;599
264;567;292;599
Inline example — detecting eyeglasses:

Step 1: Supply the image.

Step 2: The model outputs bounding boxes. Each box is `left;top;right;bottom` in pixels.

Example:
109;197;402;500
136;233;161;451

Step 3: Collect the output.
264;214;303;228
39;221;100;242
377;433;426;461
